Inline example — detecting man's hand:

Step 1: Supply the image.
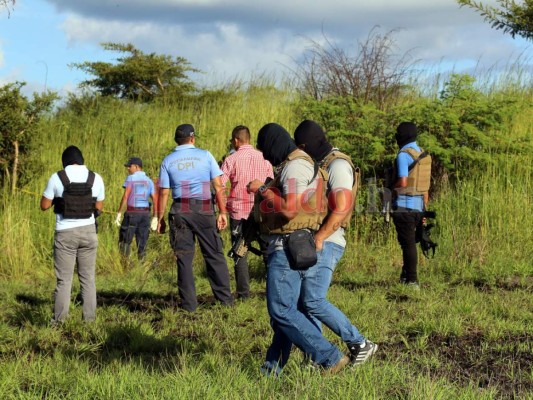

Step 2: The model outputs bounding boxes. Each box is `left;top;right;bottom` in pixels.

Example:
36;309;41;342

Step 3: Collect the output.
246;179;263;194
114;212;122;227
40;196;53;211
150;217;158;231
217;213;228;230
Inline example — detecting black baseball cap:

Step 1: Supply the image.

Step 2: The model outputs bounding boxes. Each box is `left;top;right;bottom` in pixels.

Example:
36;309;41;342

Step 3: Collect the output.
175;124;195;142
124;157;143;168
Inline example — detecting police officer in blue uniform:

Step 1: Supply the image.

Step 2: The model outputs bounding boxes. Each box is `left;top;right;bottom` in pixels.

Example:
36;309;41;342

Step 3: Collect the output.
157;124;234;312
115;157;158;260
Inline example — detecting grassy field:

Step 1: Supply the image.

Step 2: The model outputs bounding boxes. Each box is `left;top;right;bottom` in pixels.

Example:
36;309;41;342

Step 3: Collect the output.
0;85;532;399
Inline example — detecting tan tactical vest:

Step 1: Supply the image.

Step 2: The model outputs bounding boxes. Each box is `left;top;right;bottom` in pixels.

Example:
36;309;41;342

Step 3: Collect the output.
256;150;329;234
321;150;360;229
395;147;432;196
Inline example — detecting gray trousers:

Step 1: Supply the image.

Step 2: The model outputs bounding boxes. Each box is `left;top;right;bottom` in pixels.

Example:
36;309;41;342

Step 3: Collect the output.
53;224;98;322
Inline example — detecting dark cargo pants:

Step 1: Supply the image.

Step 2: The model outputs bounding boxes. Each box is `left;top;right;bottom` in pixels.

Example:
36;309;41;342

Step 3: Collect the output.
392;209;423;283
119;211;150;259
169;201;233;311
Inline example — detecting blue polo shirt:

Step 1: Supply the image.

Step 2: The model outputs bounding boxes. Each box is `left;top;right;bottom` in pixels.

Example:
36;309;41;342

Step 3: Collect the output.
159;144;222;200
394;142;424;212
123;171;154;208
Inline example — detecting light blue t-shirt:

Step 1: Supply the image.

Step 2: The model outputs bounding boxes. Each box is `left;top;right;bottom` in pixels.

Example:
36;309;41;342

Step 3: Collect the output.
159;144;222;200
123;171;154;208
43;165;105;231
394;142;424;212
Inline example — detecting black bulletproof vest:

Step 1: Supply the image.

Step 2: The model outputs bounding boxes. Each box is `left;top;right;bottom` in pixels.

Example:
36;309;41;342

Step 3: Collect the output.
53;169;96;219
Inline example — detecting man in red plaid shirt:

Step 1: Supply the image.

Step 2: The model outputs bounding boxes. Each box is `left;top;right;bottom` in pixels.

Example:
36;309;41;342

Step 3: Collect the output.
221;125;273;299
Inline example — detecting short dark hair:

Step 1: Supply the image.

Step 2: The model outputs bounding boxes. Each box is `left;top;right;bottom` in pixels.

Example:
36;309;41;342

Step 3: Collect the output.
61;145;84;167
174;124;195;143
176;136;194;146
232;125;250;143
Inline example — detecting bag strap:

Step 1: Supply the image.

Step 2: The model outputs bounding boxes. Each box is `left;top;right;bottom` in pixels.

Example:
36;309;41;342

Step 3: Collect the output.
86;170;95;187
57;170;70;187
310;161;319;184
58;169;95;187
404;150;429;172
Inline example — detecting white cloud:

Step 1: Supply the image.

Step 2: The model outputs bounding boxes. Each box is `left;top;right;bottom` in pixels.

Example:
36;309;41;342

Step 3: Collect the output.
61;14;311;83
47;0;530;88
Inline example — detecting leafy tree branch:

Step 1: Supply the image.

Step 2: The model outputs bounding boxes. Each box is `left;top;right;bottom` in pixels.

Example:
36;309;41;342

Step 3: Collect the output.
458;0;533;40
71;43;199;102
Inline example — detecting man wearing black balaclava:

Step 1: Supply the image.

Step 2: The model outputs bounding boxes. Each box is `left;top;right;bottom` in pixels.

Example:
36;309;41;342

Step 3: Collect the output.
391;122;430;289
40;145;105;324
294;120;378;366
247;123;350;376
255;122;298;167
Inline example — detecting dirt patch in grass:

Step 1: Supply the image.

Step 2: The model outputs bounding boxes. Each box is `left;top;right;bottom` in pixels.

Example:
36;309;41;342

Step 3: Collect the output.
96;290;180;312
95;290;267;312
450;276;533;292
336;279;392;291
382;332;533;398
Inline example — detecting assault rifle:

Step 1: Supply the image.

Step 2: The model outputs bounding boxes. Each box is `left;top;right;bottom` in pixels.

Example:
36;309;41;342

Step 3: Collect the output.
381;190;392;224
227;177;272;263
382;166;395;225
417;210;437;258
227;213;264;263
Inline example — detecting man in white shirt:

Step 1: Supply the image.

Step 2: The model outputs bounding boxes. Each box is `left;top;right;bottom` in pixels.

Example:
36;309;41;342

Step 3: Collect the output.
40;145;105;324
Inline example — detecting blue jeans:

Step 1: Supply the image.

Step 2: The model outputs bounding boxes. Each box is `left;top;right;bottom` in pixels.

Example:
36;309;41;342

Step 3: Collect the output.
300;241;365;346
263;247;343;374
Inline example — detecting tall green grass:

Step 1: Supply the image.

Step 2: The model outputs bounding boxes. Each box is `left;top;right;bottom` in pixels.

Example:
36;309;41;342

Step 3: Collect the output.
0;81;532;399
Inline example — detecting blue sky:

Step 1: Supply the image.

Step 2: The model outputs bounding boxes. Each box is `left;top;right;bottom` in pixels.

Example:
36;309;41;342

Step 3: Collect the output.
1;0;531;98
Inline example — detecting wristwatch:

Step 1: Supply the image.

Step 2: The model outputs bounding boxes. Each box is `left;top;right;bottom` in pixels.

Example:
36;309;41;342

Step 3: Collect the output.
258;185;268;195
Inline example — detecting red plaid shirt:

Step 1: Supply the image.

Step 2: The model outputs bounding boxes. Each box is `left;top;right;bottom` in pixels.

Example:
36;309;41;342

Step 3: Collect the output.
221;144;273;220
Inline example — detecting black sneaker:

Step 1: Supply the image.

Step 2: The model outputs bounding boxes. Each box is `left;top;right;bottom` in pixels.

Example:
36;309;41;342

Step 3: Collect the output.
348;340;378;366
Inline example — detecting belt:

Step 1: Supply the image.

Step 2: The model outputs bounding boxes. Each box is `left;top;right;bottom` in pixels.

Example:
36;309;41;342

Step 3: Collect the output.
126;206;150;211
173;198;212;205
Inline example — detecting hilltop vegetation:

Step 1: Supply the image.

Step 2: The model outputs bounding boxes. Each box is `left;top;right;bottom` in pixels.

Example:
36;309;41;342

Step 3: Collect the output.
1;53;532;398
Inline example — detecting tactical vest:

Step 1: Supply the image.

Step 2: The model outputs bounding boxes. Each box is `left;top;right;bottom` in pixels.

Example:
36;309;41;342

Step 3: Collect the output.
321;150;360;229
256;150;329;234
395;147;432;196
53;170;96;219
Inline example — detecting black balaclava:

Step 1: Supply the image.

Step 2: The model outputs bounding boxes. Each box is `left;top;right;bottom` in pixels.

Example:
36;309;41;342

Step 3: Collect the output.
61;145;84;168
294;120;333;161
257;123;297;167
395;122;418;148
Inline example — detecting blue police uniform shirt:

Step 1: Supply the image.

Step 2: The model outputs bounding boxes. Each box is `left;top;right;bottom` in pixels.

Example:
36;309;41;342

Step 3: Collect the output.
394;141;424;212
123;171;154;208
159;144;223;200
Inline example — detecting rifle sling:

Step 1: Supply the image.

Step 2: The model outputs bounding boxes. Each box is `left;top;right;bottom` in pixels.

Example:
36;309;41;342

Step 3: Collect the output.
407;151;428;172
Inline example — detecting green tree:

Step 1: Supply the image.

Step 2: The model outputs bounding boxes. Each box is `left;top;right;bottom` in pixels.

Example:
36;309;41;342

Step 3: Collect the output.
72;43;199;102
0;82;58;193
298;74;523;189
458;0;533;40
